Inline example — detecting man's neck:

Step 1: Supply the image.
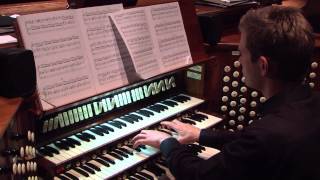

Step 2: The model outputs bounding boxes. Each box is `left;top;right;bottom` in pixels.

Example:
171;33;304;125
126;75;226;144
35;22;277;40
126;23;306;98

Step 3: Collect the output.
261;79;301;99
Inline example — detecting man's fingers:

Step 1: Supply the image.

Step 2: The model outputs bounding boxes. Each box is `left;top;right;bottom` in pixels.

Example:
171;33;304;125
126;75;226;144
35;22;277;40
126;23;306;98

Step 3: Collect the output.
161;121;179;130
132;132;146;143
133;139;145;149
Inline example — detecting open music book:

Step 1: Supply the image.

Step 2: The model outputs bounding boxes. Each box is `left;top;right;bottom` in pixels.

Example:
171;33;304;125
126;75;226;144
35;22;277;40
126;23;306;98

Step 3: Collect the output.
17;2;192;111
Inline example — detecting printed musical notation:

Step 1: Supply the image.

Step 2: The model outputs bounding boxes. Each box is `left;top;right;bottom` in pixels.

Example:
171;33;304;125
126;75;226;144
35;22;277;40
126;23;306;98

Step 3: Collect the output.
111;2;192;79
17;2;191;111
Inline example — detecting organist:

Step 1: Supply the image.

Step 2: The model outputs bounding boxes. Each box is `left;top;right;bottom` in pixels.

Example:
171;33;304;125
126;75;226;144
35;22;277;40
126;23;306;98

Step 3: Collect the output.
133;5;320;180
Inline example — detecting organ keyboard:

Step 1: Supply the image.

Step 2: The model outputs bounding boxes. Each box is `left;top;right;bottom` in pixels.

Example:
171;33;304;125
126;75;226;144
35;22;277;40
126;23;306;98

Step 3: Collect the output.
1;1;223;179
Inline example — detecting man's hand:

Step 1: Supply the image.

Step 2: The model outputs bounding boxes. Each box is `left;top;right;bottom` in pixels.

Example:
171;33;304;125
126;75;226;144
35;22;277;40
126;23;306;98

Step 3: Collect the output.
132;130;171;149
161;119;201;144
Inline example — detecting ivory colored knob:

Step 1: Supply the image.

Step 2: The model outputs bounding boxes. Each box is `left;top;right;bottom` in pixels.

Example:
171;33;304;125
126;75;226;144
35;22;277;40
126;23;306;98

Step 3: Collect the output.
238;115;245;121
311;62;318;69
229;110;236;117
309;72;316;79
231;91;238;97
237;124;244;130
309;82;315;88
249;111;256;117
230;101;237;107
260;97;266;103
223;86;229;93
222;96;228;102
233;71;240;78
239;107;246;114
224;66;231;73
240;98;247;104
229;120;236;126
232;81;239;88
20;147;25;158
251;91;258;97
240;86;247;93
234;61;241;68
241;77;246;83
12;163;17;175
250;101;257;107
21;163;26;174
17;163;22;174
221;105;228;112
223;76;230;82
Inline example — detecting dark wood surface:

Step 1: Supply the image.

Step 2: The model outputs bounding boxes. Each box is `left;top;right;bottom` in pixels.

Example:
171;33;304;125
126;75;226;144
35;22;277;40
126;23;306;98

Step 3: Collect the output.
0;97;22;137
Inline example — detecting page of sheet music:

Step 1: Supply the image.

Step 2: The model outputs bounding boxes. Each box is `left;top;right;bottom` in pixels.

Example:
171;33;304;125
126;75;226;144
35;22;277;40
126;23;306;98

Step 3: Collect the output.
77;4;129;94
110;7;161;79
17;10;96;111
149;2;192;73
110;2;192;79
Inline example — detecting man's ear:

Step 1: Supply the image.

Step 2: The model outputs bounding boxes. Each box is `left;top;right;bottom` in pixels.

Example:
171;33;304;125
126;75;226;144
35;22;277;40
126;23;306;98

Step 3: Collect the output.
258;56;269;77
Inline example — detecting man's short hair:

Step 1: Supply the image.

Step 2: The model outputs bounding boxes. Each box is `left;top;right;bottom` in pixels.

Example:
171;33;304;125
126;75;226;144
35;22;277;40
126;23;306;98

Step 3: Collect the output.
239;6;314;82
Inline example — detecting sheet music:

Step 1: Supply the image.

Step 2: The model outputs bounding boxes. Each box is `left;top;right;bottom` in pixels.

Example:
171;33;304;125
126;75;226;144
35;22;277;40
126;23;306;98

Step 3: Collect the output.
110;2;192;79
149;2;192;73
17;10;96;110
77;4;129;94
110;7;161;79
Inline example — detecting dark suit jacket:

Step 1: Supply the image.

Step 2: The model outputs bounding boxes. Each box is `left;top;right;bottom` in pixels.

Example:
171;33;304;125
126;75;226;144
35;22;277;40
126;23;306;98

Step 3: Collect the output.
160;85;320;180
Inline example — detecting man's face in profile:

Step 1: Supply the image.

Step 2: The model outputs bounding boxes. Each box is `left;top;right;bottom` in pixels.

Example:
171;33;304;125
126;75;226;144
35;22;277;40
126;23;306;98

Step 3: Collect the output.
238;32;262;90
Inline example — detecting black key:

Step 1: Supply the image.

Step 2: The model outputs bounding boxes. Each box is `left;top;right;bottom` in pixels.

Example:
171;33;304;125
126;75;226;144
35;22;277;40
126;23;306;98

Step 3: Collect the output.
137;172;154;180
113;120;127;127
125;115;140;122
95;126;109;134
54;141;69;150
64;172;79;180
80;165;95;174
171;95;190;103
107;121;122;129
62;139;75;148
161;100;178;107
109;152;124;160
75;133;90;142
95;158;110;167
100;124;114;132
45;145;60;155
190;114;208;121
181;119;196;125
38;147;53;157
137;109;154;117
86;162;101;171
82;132;96;140
57;175;70;180
120;116;135;124
156;104;168;110
146;105;161;113
99;155;115;164
114;149;129;158
73;167;89;177
128;113;143;120
89;128;104;136
118;147;133;155
66;137;81;146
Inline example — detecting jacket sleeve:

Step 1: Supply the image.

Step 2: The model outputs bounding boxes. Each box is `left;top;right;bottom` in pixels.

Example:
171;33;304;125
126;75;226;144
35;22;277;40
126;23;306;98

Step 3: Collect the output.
160;129;268;180
199;129;241;149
